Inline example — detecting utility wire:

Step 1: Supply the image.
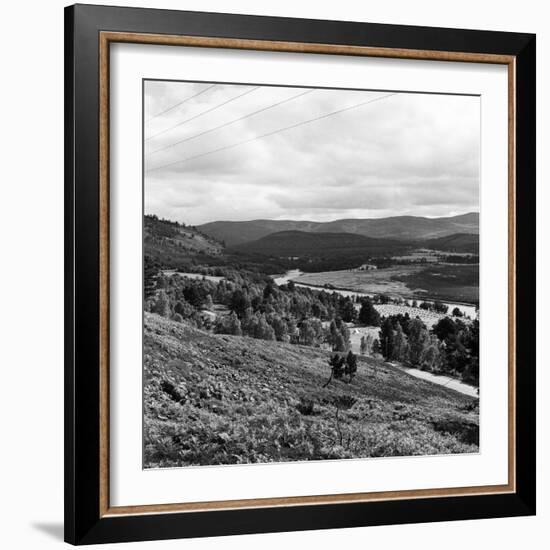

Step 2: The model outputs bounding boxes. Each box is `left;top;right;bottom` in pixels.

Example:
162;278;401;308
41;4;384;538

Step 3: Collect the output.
146;92;398;173
146;89;314;157
145;84;217;123
145;86;260;142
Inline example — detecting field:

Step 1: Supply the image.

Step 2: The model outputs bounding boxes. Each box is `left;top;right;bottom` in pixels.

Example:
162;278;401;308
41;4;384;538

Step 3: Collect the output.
392;264;479;303
144;313;479;468
294;264;478;304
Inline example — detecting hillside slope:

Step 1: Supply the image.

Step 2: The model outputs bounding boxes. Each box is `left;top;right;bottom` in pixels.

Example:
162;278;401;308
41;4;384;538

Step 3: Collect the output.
198;212;479;246
144;214;223;268
144;313;479;468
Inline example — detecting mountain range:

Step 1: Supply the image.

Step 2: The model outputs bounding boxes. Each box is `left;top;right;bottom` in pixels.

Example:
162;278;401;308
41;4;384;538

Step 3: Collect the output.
198;212;479;247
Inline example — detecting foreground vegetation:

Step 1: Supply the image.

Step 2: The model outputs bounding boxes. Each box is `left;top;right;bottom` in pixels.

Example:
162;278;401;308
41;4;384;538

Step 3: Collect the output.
144;313;479;468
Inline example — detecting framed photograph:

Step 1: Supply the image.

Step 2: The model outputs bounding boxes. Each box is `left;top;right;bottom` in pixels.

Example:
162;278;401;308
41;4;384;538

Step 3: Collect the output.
64;4;536;545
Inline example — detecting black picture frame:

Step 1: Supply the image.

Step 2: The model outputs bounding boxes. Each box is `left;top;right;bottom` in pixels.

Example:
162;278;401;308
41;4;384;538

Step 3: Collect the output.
65;3;536;545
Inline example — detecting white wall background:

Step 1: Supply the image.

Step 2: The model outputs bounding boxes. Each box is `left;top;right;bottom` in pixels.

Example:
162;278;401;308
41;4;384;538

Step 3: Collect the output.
0;0;546;548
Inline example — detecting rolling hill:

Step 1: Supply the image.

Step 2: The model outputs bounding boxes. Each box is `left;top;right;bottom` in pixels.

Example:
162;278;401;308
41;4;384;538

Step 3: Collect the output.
229;230;411;258
199;212;479;246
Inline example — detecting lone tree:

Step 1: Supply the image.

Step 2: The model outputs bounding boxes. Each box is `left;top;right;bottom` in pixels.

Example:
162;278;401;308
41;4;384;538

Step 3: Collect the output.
323;350;358;387
323;353;346;387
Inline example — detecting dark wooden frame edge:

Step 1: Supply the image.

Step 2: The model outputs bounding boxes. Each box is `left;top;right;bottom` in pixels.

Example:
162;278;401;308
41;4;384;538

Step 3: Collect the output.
65;3;536;545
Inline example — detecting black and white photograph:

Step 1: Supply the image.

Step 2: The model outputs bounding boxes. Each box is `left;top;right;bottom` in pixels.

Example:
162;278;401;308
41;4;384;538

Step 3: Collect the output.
143;79;480;469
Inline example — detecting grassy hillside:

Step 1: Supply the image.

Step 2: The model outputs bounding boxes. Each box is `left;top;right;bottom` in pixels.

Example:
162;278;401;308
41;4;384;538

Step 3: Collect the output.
198;213;479;246
144;313;479;468
229;230;410;258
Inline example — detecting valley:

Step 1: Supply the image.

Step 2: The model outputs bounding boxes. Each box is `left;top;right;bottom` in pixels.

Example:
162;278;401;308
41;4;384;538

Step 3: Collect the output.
143;212;480;467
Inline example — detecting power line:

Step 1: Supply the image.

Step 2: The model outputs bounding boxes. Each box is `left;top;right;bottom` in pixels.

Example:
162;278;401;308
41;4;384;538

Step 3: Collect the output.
146;92;398;173
145;86;260;142
146;89;314;157
145;84;217;123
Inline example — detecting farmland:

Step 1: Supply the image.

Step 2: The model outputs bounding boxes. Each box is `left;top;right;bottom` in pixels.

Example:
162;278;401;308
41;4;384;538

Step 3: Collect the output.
292;263;478;306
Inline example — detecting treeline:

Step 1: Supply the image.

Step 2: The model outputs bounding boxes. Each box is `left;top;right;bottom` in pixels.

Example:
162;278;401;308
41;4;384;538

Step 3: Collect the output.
378;314;479;385
145;265;360;352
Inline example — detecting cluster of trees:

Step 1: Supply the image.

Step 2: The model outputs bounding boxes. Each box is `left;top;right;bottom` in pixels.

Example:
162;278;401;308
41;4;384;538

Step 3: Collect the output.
146;260;479;385
377;313;479;384
145;268;363;352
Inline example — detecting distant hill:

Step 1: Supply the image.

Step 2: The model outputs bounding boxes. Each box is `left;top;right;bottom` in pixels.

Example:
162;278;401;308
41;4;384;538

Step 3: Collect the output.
199;212;479;246
229;230;410;258
423;233;479;254
144;214;223;268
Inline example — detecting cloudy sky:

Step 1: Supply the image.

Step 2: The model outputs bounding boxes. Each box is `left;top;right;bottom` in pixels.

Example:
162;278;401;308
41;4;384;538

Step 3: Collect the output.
144;80;480;225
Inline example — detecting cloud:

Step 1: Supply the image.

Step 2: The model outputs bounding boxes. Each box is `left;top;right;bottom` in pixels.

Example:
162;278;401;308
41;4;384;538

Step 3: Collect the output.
144;81;480;225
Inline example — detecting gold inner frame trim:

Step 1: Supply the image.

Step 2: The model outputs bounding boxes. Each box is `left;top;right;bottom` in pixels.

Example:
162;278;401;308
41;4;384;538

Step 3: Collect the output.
98;31;517;518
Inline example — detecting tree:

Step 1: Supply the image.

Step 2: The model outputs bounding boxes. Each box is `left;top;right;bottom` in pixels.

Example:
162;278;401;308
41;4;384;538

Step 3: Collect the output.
323;353;346;387
360;333;374;356
183;285;205;308
345;351;358;382
408;318;429;367
420;334;444;372
333;332;347;352
360;335;368;355
299;319;317;346
432;317;458;342
433;301;449;314
144;255;159;299
340;298;356;322
215;311;242;336
174;300;193;318
254;314;275;341
204;294;214;311
390;322;409;363
358;297;381;326
152;290;171;317
379;318;395;360
230;289;251;318
263;282;277;300
270;314;288;342
452;307;463;317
